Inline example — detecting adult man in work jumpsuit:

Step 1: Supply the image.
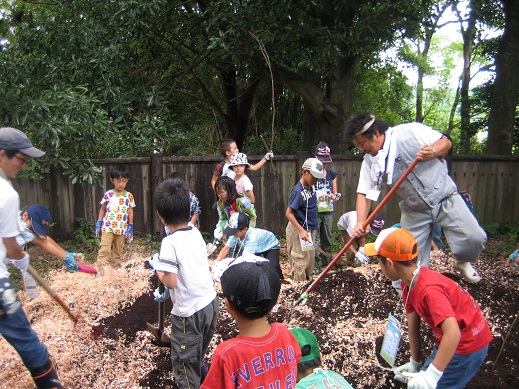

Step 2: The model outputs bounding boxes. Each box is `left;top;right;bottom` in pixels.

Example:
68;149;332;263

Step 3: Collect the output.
0;127;64;388
344;112;486;290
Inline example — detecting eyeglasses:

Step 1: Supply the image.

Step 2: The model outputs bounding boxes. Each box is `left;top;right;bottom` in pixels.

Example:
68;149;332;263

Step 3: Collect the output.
113;178;129;183
13;154;30;165
217;190;227;196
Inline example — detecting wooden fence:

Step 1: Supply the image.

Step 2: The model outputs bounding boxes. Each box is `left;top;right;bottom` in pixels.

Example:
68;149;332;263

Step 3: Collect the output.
12;154;519;241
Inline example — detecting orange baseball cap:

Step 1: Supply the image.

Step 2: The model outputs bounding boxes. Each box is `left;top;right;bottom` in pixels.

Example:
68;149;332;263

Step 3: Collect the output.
364;228;418;261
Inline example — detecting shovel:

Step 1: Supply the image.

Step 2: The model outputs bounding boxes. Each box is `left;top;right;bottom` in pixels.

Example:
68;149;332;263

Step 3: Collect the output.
146;278;171;347
290;158;420;315
26;265;80;324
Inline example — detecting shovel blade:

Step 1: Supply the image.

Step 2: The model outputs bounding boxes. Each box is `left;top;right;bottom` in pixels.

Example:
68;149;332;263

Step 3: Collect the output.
146;322;171;347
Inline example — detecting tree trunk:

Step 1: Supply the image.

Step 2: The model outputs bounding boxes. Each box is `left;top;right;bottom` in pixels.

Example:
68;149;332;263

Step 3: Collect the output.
486;0;519;155
459;0;476;154
219;66;261;149
271;56;358;153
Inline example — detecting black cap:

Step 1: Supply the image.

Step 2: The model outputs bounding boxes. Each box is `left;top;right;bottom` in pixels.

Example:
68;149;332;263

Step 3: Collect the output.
221;261;280;318
223;212;250;236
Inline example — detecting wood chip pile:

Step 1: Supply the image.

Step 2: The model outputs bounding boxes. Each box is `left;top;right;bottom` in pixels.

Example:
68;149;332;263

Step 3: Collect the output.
0;238;517;388
0;252;155;388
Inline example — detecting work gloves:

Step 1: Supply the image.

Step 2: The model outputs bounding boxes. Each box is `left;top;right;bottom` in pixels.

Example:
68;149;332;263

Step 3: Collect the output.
213;227;223;241
95;220;103;237
125;223;134;243
393;358;423;383
153;286;170;302
405;364;442;389
355;247;370;265
264;151;274;160
64;252;79;271
148;253;160;271
10;251;30;272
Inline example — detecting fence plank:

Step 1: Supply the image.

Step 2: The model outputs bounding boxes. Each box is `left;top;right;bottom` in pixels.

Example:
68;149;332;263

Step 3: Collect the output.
12;154;519;240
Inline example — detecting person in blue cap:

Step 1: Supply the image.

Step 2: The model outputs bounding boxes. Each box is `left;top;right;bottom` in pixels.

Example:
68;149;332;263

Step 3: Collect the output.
17;204;81;271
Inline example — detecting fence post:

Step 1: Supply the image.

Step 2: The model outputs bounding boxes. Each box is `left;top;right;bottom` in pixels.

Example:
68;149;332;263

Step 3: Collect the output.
150;153;163;242
296;151;308;174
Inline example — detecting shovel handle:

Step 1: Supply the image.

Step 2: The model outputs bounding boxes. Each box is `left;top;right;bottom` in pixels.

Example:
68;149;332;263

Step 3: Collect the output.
293;158;420;308
26;265;79;323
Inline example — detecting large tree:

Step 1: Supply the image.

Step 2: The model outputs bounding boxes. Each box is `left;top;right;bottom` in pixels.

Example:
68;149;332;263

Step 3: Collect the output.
486;0;519;154
204;0;433;151
9;0;507;164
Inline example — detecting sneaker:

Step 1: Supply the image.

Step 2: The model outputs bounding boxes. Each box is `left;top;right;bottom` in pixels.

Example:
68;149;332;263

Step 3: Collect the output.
455;261;481;283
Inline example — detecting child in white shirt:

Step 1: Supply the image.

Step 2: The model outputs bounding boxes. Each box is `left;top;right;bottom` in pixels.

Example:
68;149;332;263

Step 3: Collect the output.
229;152;255;203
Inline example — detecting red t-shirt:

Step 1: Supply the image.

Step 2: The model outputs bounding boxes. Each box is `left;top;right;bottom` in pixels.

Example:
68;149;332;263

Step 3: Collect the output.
402;267;492;354
201;323;301;389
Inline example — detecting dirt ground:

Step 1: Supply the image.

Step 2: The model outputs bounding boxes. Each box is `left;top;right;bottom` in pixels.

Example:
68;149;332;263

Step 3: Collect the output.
1;236;518;388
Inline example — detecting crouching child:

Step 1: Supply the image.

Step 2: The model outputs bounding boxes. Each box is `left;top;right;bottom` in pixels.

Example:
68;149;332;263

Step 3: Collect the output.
290;327;354;388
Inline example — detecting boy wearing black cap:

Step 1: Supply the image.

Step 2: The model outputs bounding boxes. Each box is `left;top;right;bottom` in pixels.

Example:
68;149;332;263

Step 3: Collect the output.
290;327;353;388
0;127;64;388
217;211;283;279
286;158;325;281
201;261;301;388
365;228;492;389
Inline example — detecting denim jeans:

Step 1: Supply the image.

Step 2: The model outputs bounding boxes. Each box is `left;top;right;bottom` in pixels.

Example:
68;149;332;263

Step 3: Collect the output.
0;277;49;370
432;224;445;250
422;344;489;389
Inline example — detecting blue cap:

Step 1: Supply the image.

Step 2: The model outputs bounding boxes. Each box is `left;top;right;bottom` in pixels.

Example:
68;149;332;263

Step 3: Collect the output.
26;205;51;237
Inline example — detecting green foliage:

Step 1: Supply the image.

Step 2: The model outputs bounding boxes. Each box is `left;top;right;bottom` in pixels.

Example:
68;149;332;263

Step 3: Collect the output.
244;127;303;155
353;59;415;125
480;221;519;257
73;218;99;246
481;222;519;238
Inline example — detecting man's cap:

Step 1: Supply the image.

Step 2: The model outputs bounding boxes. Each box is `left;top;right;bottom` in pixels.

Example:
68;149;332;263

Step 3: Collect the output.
369;216;385;236
313;141;332;164
302;158;325;179
290;327;321;363
223;212;250;236
0;127;45;157
229;152;250;167
221;261;280;317
364;228;418;261
26;205;51;237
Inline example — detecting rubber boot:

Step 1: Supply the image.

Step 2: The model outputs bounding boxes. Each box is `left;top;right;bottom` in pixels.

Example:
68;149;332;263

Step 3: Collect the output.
31;358;64;389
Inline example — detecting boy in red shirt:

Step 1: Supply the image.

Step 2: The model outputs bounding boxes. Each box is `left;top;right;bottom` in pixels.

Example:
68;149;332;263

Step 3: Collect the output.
365;228;492;389
201;261;301;388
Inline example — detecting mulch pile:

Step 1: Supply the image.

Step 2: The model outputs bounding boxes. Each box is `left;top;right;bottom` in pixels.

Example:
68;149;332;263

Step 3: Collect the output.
0;237;518;388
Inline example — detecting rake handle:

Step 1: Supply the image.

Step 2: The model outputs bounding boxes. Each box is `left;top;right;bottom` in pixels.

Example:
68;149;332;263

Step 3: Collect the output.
26;265;79;323
292;158;420;308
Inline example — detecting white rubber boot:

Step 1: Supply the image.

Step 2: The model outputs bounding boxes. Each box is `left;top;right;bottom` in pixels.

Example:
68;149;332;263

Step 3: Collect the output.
455;261;481;283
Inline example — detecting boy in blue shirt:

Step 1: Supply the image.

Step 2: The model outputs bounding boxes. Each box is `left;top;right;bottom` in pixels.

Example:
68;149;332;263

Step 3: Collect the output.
285;158;325;281
217;211;283;279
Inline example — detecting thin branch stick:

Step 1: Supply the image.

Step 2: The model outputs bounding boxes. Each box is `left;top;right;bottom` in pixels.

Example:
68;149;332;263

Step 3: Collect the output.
492;311;519;371
250;32;275;151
